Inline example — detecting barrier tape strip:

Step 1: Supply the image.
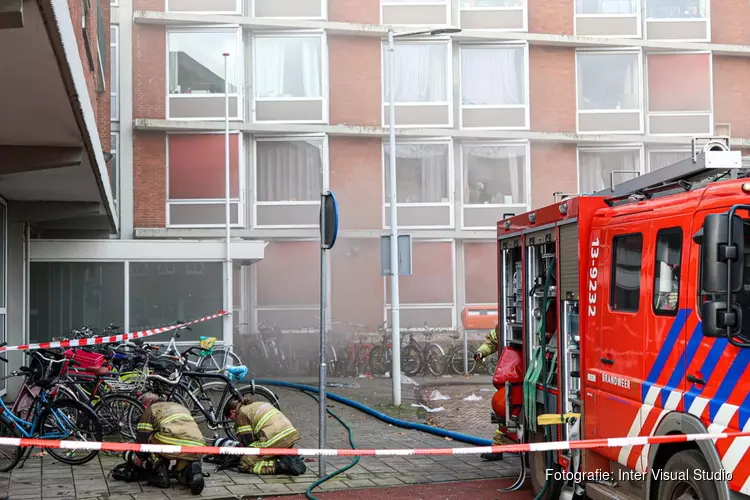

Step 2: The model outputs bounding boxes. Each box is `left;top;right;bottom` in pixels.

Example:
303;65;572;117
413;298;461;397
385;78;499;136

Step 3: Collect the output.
0;310;230;353
2;431;750;457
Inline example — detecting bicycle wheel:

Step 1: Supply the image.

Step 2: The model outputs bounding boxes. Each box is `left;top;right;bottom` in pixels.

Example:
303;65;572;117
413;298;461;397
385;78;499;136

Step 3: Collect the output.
198;349;242;373
0;418;22;472
245;345;268;377
39;398;102;465
368;346;388;376
401;345;423;377
220;384;281;440
94;394;144;447
424;344;447;377
450;348;476;375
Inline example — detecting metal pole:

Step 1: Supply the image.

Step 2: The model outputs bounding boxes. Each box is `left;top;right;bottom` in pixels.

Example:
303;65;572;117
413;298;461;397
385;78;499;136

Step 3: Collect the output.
463;328;469;375
318;192;328;478
223;53;233;354
387;28;401;406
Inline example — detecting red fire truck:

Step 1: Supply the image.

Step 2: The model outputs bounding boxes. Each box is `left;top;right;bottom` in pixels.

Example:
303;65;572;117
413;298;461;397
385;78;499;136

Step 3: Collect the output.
495;137;750;500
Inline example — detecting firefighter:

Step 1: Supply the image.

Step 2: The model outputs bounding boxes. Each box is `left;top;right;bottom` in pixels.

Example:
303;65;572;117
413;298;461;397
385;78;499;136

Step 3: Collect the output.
133;393;205;494
225;397;307;476
474;324;505;462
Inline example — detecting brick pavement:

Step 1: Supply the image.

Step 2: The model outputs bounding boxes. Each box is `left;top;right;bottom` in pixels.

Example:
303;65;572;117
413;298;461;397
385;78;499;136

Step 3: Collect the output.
417;383;498;441
0;376;517;499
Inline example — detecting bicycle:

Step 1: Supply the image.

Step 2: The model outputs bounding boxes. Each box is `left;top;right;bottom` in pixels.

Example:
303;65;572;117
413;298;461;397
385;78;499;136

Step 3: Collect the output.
404;326;448;377
157;321;242;373
368;322;423;377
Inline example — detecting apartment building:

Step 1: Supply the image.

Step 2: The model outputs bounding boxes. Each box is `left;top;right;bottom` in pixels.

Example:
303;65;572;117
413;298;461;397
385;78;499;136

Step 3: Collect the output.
29;0;750;351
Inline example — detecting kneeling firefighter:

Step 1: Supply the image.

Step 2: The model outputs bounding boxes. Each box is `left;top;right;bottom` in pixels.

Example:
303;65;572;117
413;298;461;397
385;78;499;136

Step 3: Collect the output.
223;398;307;475
121;393;206;494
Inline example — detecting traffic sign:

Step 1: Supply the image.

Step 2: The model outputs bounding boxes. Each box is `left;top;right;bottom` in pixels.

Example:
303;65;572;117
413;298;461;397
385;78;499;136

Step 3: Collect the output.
320;192;339;250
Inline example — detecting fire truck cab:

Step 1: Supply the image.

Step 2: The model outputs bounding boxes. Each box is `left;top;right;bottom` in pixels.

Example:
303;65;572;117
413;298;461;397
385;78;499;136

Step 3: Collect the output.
496;137;750;500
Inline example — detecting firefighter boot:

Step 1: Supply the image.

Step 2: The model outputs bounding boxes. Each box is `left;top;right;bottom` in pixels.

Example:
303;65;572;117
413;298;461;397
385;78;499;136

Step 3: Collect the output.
146;462;171;489
276;456;307;476
177;461;205;495
481;430;505;461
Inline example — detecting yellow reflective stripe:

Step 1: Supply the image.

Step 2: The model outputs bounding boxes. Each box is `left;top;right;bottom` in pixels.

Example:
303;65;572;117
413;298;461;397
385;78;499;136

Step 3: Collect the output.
252;426;295;448
236;425;253;436
153;434;204;447
137;423;154;431
253;408;280;434
160;413;193;425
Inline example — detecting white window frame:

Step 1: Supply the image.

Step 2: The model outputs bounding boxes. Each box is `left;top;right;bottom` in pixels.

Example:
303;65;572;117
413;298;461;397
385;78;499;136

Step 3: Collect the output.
574;0;642;38
165;26;244;121
460;140;531;230
110;0;118;5
645;50;714;136
575;48;644;135
252;134;329;229
644;0;711;42
110;25;118;122
251;31;328;125
110;131;119;208
458;0;528;32
380;0;451;27
646;147;692;173
166;0;242;15
458;42;530;130
381;138;454;230
251;0;328;19
576;144;644;194
165;131;246;229
380;38;454;129
383;238;457;331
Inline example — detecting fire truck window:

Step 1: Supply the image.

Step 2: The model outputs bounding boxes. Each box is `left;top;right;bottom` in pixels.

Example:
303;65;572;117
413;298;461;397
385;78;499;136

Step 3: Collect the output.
653;227;682;315
611;233;643;312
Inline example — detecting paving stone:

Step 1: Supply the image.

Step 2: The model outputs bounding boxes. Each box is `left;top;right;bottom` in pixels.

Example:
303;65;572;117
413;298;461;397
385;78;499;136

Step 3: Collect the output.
341;479;376;488
225;474;265;485
254;483;291;494
370;477;404;486
98;495;135;500
226;484;261;496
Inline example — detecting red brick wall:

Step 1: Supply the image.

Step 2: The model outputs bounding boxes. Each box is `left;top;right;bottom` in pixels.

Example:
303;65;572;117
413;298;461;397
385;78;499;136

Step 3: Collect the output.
530;144;578;209
386;241;453;304
133;132;166;227
529;0;574;35
530;46;576;133
464;242;496;304
256;241;320;306
328;0;379;23
329;36;381;126
329;137;382;230
133;24;166;119
713;56;750;140
712;0;750;45
331;239;384;329
134;0;165;11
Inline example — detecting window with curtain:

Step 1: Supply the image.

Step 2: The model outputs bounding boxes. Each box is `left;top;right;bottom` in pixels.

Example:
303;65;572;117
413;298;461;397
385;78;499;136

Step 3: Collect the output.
254;37;322;99
110;26;118;120
383;43;448;104
461;46;526;106
110;132;118;205
461;0;523;6
579;149;641;194
384;143;450;203
576;0;636;14
463;145;526;205
577;52;640;110
256;140;323;202
648;151;691;172
646;0;706;18
168;31;238;94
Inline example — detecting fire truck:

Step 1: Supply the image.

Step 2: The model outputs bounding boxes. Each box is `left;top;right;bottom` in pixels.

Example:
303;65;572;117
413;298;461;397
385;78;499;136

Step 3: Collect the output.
495;137;750;500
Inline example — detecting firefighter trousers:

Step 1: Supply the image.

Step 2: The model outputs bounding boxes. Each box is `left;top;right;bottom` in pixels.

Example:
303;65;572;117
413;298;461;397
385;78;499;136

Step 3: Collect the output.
238;432;300;475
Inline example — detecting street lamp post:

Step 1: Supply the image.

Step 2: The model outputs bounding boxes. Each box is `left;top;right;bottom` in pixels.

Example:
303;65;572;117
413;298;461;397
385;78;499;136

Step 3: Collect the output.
223;52;233;353
386;26;461;406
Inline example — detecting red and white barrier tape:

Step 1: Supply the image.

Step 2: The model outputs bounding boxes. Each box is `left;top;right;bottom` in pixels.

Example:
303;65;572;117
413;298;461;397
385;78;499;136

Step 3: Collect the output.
0;310;230;353
3;430;750;457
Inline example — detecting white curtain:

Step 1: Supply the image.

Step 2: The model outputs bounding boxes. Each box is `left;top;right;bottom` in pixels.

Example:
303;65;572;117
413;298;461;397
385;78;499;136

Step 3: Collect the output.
578;53;639;110
461;47;523;106
649;151;691;172
255;37;321;98
579;150;640;194
463;146;525;204
256;141;323;201
385;44;447;103
384;144;449;203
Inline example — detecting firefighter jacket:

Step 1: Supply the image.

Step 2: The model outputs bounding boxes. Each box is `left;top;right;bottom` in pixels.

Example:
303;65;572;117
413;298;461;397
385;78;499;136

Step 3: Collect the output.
476;328;499;359
235;401;300;448
136;402;205;448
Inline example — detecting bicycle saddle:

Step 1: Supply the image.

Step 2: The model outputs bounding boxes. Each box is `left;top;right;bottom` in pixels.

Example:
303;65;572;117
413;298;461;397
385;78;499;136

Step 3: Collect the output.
226;365;248;380
36;377;57;390
85;366;110;377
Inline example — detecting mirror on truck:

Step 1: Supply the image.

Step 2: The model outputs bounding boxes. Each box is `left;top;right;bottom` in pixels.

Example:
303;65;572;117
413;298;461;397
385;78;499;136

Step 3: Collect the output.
701;300;743;338
700;213;744;294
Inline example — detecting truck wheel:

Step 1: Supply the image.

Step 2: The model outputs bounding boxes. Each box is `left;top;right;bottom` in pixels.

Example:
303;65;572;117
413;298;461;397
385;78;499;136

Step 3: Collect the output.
528;429;562;499
657;450;720;500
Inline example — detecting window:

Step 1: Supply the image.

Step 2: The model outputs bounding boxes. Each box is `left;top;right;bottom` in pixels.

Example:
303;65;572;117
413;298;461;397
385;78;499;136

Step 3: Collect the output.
381;0;450;27
647;0;706;18
254;36;322;99
110;132;118;205
463;144;527;205
461;0;523;6
611;234;643;312
384;143;450;204
168;31;238;95
167;133;243;227
576;0;636;14
578;148;642;194
653;228;682;315
384;43;448;105
577;52;640;111
130;262;223;341
648;150;690;172
460;45;528;128
256;140;322;203
166;0;241;13
29;263;125;342
110;26;118;121
458;0;526;30
254;0;325;18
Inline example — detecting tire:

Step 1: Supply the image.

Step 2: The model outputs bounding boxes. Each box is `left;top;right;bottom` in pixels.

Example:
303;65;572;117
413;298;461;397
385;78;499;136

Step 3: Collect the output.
424;344;447;377
198;349;242;373
369;346;388;376
528;428;562;499
219;384;281;440
94;394;144;444
0;418;22;472
39;398;102;466
450;349;476;375
484;352;499;375
657;450;720;500
401;345;423;377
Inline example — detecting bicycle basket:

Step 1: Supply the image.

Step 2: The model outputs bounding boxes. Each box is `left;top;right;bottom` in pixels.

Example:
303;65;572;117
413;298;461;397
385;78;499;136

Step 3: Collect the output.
27;350;66;381
199;336;217;355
